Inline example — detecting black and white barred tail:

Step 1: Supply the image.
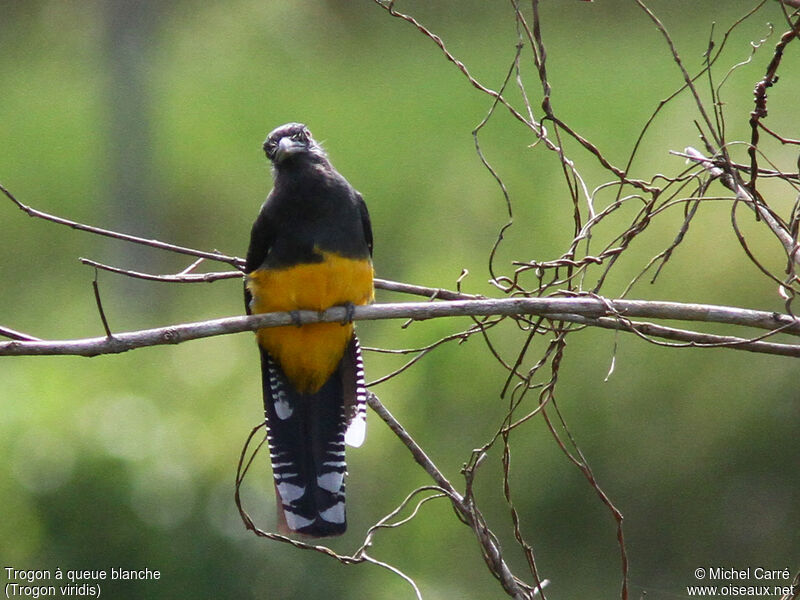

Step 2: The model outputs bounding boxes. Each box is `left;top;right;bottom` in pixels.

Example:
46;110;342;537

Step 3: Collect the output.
260;335;367;537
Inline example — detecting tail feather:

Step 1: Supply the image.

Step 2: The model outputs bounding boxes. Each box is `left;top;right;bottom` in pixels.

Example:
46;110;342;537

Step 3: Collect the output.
342;336;368;448
260;335;367;537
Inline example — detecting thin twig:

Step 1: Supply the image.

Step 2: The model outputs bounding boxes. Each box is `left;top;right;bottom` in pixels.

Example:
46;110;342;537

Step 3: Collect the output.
78;256;482;303
683;148;800;268
80;258;243;283
92;269;113;338
1;182;244;268
0;326;41;342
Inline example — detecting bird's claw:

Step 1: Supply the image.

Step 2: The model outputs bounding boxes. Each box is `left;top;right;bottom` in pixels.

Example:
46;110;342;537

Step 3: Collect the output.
340;302;356;325
289;310;303;327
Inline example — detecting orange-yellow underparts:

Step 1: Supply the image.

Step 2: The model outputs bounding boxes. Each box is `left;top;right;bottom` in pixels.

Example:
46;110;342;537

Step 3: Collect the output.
247;251;374;394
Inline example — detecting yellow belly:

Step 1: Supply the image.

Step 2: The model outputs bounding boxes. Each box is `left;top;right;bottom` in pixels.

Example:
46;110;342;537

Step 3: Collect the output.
246;252;374;393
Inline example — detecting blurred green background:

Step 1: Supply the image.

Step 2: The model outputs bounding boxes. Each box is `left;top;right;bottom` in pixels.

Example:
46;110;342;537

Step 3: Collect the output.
1;1;798;598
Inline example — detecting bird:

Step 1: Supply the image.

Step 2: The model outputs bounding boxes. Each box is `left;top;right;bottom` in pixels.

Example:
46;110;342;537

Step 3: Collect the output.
244;123;373;537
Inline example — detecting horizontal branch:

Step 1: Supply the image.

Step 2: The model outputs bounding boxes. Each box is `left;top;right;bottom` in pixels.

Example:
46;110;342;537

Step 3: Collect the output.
79;256;480;302
2;296;799;358
550;313;800;357
80;258;242;283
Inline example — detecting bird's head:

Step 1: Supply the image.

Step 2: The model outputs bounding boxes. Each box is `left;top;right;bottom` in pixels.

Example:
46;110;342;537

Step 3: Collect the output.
263;123;327;166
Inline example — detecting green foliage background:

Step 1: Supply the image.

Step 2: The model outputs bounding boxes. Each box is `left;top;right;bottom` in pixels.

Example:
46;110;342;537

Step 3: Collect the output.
1;1;797;598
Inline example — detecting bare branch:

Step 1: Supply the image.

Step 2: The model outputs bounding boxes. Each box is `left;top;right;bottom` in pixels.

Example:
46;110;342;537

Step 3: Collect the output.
80;257;243;283
548;312;800;357
683;147;800;268
235;392;534;599
1;182;244;268
0;325;41;342
748;15;800;190
91;269;113;337
78;256;482;305
2;296;800;359
365;393;462;502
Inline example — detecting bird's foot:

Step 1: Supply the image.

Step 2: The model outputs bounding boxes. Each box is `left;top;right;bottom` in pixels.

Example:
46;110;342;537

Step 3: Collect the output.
340;302;356;325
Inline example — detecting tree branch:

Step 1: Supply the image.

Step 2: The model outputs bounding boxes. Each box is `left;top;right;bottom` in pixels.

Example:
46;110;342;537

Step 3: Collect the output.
0;325;42;342
2;296;799;358
1;182;244;268
682;147;800;269
366;393;539;599
78;255;481;301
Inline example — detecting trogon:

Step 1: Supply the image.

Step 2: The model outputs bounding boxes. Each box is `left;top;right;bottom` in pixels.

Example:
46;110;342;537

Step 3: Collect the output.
244;123;373;537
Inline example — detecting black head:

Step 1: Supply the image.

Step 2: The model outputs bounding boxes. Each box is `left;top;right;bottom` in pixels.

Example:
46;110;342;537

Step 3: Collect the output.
263;123;327;166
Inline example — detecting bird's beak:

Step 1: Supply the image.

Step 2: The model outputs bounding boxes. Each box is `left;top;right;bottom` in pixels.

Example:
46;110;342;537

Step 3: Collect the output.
274;137;304;163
